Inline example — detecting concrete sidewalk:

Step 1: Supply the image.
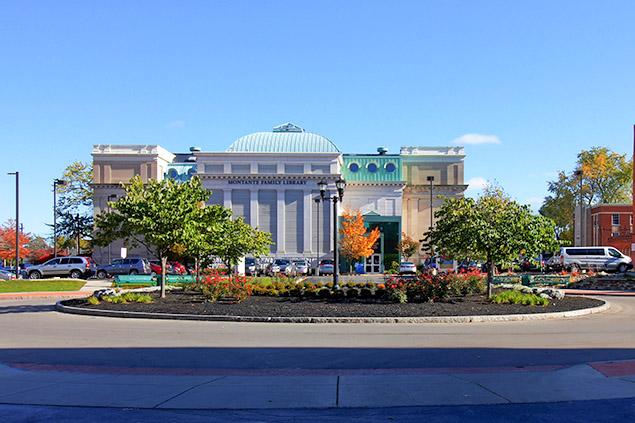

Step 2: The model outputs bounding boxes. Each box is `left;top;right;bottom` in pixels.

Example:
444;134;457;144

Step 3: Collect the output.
1;361;634;410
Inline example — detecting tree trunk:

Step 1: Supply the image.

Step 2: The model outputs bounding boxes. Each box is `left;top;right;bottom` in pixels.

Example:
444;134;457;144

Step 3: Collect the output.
487;257;493;299
160;256;167;299
195;257;200;287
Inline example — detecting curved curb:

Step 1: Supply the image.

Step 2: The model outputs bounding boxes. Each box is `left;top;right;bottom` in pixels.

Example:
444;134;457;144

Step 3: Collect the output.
55;298;610;323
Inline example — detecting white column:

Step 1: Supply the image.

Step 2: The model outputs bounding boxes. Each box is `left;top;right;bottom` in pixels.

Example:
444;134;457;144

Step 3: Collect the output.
303;190;312;253
223;189;232;210
276;190;285;253
250;189;258;228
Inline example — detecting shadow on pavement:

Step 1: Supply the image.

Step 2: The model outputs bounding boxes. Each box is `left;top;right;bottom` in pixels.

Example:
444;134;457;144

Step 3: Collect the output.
0;304;55;314
0;347;634;370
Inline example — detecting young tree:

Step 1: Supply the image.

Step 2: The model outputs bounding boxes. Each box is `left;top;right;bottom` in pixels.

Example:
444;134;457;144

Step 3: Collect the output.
339;210;381;273
397;232;420;261
94;176;210;298
0;220;31;266
427;188;559;298
210;217;272;275
185;204;233;284
55;162;94;254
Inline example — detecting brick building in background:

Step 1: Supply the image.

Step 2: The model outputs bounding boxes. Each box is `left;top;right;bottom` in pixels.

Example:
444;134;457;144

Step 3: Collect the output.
578;204;632;256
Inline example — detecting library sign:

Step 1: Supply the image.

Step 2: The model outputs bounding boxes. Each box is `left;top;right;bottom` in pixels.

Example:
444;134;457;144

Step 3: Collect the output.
227;179;308;186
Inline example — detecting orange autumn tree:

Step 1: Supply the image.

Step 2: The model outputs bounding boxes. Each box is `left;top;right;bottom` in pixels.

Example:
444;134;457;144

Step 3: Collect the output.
0;220;31;266
339;210;380;273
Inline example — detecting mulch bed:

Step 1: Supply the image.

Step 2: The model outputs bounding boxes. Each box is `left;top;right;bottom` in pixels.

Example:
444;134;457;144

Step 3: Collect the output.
64;291;604;318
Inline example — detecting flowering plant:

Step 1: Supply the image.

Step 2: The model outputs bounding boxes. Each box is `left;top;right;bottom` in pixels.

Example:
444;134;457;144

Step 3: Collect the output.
200;270;253;302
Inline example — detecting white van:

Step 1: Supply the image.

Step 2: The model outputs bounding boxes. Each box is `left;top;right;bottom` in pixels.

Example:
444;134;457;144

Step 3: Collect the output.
557;246;632;273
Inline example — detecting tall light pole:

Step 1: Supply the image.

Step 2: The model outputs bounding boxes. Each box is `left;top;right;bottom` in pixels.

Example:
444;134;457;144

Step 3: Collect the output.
107;194;117;262
7;172;19;277
53;178;66;257
318;178;346;289
574;170;583;246
426;176;435;268
314;197;321;276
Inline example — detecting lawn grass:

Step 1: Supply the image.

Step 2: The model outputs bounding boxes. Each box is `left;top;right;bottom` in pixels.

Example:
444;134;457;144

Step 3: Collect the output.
0;279;86;293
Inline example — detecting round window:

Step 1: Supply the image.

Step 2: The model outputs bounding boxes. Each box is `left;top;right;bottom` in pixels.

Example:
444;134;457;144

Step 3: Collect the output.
349;163;360;173
367;163;378;173
385;163;396;173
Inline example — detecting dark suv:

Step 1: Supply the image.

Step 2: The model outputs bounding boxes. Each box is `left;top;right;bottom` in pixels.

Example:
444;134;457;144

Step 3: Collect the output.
96;258;151;279
27;256;96;280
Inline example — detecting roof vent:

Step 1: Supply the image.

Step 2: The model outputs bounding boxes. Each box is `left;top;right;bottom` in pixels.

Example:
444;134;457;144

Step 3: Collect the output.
377;147;388;155
189;146;201;152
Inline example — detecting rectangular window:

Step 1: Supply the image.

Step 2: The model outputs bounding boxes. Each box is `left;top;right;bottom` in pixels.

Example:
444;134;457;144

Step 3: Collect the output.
311;164;330;174
258;164;277;174
285;164;304;174
204;164;224;173
231;164;251;173
612;214;620;225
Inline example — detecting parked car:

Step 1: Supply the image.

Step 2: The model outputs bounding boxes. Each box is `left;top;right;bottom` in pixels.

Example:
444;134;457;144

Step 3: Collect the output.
0;269;17;280
170;261;188;275
96;257;151;279
149;260;176;275
318;259;334;275
398;261;417;275
27;256;96;280
556;246;633;273
293;260;310;276
265;259;292;276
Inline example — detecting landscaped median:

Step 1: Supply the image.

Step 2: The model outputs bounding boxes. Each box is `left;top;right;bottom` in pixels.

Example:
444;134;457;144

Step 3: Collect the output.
56;272;609;323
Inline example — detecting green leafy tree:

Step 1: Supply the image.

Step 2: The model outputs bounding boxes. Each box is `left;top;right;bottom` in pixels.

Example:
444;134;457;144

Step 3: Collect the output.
427;187;559;297
185;205;233;284
55;162;94;254
540;147;632;243
94;176;210;298
210;217;272;274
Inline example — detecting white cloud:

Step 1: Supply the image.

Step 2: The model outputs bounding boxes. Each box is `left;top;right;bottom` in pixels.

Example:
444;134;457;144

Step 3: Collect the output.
452;133;501;145
166;120;186;129
465;176;488;196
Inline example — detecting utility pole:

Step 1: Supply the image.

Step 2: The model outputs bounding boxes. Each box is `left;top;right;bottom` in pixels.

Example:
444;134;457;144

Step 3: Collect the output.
8;172;19;276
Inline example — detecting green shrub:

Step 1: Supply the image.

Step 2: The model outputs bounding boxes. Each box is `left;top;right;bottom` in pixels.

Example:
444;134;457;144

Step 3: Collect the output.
346;287;360;299
491;290;549;306
331;288;346;300
317;288;331;299
360;287;374;299
86;296;100;305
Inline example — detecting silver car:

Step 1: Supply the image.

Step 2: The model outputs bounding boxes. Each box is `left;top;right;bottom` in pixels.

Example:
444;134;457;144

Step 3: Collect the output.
292;260;310;275
27;256;96;280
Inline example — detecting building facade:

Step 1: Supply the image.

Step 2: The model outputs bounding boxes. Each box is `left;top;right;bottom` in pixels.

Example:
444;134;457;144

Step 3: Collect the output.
92;123;468;270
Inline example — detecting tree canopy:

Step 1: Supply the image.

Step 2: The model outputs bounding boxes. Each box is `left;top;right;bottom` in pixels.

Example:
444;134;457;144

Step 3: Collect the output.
397;232;420;261
55;161;94;254
339;210;380;270
427;188;559;297
208;216;272;273
540;147;632;243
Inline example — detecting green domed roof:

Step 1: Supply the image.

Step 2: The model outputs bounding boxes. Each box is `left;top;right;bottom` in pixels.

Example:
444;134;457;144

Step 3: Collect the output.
226;123;340;153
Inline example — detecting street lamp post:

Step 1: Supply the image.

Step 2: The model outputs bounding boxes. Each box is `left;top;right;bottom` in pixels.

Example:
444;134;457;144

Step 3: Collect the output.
426;176;435;268
53;179;66;258
314;197;321;276
318;178;346;289
574;170;583;246
107;194;117;262
7;172;19;277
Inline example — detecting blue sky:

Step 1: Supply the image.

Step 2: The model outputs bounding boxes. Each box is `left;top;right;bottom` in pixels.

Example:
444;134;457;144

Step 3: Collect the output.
1;0;634;236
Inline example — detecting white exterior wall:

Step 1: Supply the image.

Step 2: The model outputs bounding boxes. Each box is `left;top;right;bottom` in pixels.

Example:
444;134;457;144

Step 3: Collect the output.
197;151;342;259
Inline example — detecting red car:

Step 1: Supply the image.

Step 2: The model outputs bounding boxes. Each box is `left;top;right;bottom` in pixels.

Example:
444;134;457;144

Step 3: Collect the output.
170;261;188;275
149;260;173;275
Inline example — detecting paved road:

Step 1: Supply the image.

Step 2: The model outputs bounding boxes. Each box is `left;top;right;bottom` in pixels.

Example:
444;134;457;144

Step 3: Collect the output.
0;296;634;370
0;296;634;417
